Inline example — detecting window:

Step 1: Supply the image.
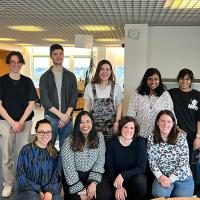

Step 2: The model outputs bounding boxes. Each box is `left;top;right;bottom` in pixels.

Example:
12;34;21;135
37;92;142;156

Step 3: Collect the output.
32;56;49;87
115;66;124;91
74;57;90;81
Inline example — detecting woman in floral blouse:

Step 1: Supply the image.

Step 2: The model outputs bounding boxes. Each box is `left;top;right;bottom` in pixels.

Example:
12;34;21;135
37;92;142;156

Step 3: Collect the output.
128;68;174;139
148;110;194;198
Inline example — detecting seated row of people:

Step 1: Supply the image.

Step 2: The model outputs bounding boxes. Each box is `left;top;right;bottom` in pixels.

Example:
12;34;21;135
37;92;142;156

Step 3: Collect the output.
16;110;194;200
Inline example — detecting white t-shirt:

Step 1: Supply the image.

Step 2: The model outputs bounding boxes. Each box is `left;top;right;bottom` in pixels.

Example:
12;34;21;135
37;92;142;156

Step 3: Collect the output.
84;82;123;108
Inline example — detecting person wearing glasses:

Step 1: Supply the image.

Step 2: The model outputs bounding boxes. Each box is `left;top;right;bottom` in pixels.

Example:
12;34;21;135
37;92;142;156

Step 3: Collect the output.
62;111;107;200
0;51;38;197
16;119;62;200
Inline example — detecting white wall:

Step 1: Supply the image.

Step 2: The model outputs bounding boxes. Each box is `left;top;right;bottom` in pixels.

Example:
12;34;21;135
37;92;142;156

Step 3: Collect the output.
124;25;200;114
148;26;200;79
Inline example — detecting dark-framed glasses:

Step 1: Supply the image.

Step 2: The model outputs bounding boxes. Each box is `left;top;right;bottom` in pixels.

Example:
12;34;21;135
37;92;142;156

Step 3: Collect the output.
37;130;52;137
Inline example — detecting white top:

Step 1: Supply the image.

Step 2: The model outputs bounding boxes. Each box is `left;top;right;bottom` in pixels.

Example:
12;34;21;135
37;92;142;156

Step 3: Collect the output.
84;82;123;108
128;91;174;138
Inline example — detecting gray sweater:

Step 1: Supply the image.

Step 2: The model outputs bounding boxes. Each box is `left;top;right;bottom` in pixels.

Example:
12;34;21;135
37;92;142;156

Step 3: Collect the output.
39;67;78;119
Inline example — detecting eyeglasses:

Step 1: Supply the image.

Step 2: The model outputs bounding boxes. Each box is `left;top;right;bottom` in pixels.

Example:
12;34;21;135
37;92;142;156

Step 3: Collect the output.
37;130;52;136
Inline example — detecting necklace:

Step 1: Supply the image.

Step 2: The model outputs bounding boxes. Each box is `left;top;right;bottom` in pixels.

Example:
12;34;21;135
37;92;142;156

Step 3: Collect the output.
119;136;132;147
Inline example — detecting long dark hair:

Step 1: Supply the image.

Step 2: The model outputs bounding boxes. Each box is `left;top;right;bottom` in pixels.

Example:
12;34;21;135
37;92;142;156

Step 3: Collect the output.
118;116;140;140
71;111;99;152
91;59;116;84
137;68;166;97
153;110;178;145
34;119;57;157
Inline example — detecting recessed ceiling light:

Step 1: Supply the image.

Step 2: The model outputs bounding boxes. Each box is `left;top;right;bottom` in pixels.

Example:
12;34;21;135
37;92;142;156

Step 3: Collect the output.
164;0;200;9
96;38;120;42
0;38;17;41
8;26;45;32
15;43;32;46
43;38;65;42
79;25;115;31
105;44;121;47
62;44;75;47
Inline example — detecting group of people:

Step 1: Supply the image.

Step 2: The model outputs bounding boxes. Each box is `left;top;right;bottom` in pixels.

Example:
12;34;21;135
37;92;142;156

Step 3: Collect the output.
0;43;200;200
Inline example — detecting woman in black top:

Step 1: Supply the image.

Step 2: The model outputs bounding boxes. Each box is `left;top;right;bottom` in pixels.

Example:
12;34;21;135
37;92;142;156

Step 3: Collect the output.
106;116;147;200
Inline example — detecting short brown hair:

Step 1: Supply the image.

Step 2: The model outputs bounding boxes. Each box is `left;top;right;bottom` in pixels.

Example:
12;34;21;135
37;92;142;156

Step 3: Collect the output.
118;116;140;140
6;51;25;64
153;110;178;145
91;59;116;84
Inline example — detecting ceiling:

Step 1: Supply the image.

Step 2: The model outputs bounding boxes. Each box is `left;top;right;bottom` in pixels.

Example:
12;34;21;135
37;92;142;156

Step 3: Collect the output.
0;0;200;47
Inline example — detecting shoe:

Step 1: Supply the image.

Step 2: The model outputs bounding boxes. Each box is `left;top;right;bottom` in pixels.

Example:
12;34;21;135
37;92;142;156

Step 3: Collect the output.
2;185;12;197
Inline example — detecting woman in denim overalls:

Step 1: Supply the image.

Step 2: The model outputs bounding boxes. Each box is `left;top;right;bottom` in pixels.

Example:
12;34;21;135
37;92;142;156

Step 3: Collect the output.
84;60;123;142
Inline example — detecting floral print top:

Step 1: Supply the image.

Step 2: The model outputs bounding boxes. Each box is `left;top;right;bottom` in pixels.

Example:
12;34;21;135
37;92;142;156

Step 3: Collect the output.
128;91;174;138
147;132;192;183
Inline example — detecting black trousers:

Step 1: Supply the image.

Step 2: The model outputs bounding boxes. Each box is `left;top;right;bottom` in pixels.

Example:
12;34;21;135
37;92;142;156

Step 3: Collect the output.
103;174;147;200
62;171;112;200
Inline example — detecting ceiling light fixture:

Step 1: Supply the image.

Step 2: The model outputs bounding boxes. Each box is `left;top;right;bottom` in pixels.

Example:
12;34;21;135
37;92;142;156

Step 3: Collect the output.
164;0;200;9
0;38;17;41
104;44;121;47
8;26;45;32
79;25;115;31
96;38;120;42
43;38;65;42
62;44;75;47
15;43;32;46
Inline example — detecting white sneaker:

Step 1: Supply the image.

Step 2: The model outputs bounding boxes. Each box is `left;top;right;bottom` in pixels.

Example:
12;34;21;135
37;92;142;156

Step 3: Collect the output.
2;185;12;197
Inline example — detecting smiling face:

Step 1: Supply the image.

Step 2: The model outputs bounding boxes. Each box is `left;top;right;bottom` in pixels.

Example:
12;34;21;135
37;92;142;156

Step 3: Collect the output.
36;123;52;148
99;63;112;82
147;73;160;92
121;122;135;140
9;55;23;74
178;74;192;92
51;49;64;65
80;114;93;138
157;114;174;139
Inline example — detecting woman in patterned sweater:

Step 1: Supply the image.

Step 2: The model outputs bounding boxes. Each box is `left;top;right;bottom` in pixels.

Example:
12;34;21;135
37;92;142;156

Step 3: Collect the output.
16;119;62;200
61;111;106;200
148;110;194;198
128;68;174;139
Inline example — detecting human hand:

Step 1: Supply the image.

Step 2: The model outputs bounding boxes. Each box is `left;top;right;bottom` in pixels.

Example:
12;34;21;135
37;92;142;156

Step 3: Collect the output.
114;174;124;189
158;175;171;188
193;137;200;150
60;113;70;124
80;194;89;200
58;119;66;128
115;187;127;200
11;121;23;133
43;192;52;200
39;192;45;200
87;182;97;199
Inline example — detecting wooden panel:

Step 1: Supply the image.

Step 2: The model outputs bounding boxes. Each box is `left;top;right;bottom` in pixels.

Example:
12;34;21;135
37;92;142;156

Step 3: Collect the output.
0;50;10;76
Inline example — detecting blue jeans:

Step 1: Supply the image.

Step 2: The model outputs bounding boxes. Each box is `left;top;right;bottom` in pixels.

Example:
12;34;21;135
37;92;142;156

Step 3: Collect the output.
45;115;72;150
16;191;63;200
152;176;194;198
